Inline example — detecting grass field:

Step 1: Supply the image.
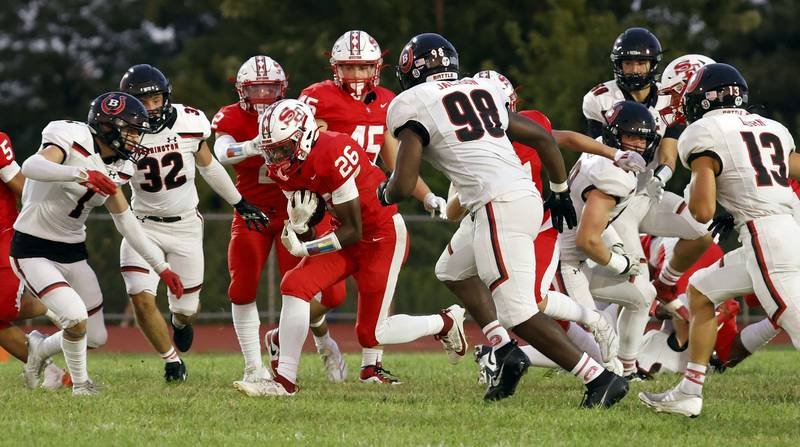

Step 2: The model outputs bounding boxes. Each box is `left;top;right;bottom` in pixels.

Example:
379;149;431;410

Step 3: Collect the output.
2;348;799;446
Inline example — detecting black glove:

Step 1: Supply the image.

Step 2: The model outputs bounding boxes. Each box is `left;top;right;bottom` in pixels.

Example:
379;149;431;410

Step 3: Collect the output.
234;198;269;232
708;211;735;240
376;181;392;207
544;190;577;233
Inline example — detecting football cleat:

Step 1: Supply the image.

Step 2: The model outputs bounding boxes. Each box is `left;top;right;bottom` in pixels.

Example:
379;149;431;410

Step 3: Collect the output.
639;387;703;417
317;340;347;383
474;344;497;385
435;305;468;364
582;371;629;408
360;363;402;385
623;368;654;382
23;330;48;389
41;360;71;390
234;375;297;397
171;317;194;352
264;328;280;377
235;364;272;388
484;340;530;402
164;360;187;382
587;311;619;363
72;380;102;396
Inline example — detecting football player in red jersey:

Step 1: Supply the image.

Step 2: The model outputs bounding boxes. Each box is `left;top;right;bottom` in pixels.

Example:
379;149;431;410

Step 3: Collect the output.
213;56;347;388
298;30;448;382
0;131;70;389
233;99;467;396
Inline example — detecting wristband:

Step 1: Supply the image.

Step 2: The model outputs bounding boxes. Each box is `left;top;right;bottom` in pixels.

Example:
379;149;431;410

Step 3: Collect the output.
653;164;673;182
549;181;568;193
303;232;342;256
604;252;630;275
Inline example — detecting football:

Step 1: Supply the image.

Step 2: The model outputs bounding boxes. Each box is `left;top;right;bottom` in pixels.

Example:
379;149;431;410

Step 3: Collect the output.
306;190;327;227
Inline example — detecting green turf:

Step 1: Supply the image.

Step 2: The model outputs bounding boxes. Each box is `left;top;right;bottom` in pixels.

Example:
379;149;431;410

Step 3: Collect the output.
1;348;799;446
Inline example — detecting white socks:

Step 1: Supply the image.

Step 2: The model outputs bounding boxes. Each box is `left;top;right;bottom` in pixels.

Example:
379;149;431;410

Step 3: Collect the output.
374;314;443;345
679;362;706;396
39;330;64;358
570;352;604;385
160;347;180;363
482;320;511;348
61;335;88;385
232;302;263;369
519;345;558;368
658;264;683;286
362;348;383;367
543;291;599;326
276;296;310;384
740;318;781;353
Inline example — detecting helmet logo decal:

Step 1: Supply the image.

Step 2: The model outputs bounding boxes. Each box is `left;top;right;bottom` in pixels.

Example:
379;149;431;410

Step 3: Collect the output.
350;31;361;56
399;46;414;73
255;56;267;77
685;65;706;94
605;103;623;125
101;95;126;115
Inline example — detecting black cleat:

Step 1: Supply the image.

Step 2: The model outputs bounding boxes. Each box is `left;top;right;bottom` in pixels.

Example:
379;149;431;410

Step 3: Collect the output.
623;368;654;382
484;340;530;402
708;353;727;374
164;360;187;382
171;317;194;352
582;370;629;408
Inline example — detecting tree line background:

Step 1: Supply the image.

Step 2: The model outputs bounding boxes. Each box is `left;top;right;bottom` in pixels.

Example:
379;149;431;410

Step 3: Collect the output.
1;0;797;317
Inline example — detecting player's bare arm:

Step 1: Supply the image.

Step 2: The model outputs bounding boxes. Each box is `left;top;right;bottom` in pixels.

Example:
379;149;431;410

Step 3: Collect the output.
553;130;646;173
331;197;363;246
687;156;719;223
381;127;423;204
787;151;800;179
315;118;329;132
507;112;567;184
379;130;444;210
575;189;617;265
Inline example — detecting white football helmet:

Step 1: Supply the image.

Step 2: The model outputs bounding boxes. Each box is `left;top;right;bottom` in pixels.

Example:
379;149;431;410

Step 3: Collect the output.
258;99;319;177
235;55;288;114
658;54;715;126
330;30;383;99
474;70;518;112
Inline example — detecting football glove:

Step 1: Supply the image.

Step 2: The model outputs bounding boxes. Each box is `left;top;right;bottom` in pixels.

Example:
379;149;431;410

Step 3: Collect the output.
81;170;117;196
708;211;735;241
607;243;642;276
280;223;308;258
158;268;184;299
613;150;647;174
423;192;447;219
544;190;577;232
646;165;673;204
287;190;319;234
234;199;269;232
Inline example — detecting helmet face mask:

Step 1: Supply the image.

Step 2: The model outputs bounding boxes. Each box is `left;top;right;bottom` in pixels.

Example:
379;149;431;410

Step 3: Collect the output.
235;56;288;114
257;99;319;177
658;54;716;126
610;27;662;93
119;64;173;132
602;100;660;164
330;30;383;99
396;33;459;91
88;92;152;163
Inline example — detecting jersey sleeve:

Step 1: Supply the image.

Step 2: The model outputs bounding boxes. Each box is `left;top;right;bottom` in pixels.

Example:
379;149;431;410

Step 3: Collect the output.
582;87;607;123
584;158;635;201
678;122;719;171
386;91;431;146
40;121;77;163
210;107;230;134
299;83;330;118
319;137;361;193
175;105;212;143
0;132;16;169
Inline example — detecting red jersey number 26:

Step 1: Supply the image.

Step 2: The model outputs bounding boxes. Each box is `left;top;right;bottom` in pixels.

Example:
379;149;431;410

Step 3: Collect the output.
335;145;359;178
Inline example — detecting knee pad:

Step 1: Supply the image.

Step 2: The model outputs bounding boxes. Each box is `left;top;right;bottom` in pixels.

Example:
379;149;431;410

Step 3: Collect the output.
41;287;87;329
86;312;108;348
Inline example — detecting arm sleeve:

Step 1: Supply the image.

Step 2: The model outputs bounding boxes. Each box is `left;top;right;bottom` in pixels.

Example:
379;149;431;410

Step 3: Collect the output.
21;154;85;182
197;157;242;205
213;133;260;165
111;210;169;273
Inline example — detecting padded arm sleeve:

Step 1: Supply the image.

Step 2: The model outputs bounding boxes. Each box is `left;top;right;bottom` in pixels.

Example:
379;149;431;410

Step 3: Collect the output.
111;209;168;273
21;154;85;182
197;157;242;205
